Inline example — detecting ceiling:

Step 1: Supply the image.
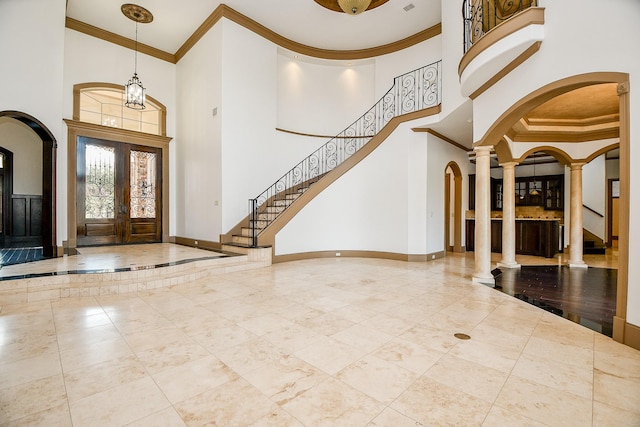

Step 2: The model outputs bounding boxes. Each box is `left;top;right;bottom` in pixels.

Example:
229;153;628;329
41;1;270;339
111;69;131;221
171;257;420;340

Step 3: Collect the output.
65;1;619;151
65;0;441;54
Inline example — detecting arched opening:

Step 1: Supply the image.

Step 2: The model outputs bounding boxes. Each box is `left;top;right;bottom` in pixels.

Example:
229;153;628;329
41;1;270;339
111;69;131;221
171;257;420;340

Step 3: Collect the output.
444;161;463;253
476;72;629;345
0;111;56;258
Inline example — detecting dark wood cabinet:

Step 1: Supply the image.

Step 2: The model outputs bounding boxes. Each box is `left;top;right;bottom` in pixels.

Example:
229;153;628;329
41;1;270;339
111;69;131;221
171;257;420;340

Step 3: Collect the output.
470;174;564;211
466;219;560;258
468;174;475;210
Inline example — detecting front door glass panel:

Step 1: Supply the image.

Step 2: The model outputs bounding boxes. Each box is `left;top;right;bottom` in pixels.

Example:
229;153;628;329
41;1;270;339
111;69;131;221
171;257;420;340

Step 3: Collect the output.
85;144;115;219
130;150;157;219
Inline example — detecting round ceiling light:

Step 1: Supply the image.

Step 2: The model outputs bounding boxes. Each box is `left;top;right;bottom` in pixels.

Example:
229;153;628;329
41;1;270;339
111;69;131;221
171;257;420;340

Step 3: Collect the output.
314;0;389;14
338;0;372;14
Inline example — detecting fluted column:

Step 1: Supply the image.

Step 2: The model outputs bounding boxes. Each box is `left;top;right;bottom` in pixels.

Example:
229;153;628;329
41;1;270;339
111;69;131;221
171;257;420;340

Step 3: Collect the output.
569;162;587;268
473;146;495;285
498;161;520;269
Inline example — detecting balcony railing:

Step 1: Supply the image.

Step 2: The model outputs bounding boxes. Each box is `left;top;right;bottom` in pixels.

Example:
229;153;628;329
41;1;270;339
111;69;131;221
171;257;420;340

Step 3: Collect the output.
463;0;537;52
246;61;442;247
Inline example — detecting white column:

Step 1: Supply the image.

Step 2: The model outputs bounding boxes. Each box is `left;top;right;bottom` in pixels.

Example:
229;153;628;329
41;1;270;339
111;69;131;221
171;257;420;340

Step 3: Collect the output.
498;161;520;269
569;162;587;268
473;146;495;285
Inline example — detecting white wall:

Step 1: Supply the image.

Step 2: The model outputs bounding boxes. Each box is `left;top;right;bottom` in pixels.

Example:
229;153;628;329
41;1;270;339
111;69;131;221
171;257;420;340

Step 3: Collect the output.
220;20;279;233
582;154;606;239
0;118;44;195
275;123;412;256
277;53;375;136
275;122;470;257
174;23;223;242
426;133;470;253
0;0;66;244
471;0;640;326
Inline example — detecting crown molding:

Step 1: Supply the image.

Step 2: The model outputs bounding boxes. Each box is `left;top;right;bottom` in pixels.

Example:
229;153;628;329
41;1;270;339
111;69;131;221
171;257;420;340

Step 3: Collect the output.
66;5;441;64
65;17;177;63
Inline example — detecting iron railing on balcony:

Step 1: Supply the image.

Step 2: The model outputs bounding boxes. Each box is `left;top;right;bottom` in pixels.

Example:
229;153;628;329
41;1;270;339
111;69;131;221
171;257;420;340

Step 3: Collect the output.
246;61;442;247
463;0;537;52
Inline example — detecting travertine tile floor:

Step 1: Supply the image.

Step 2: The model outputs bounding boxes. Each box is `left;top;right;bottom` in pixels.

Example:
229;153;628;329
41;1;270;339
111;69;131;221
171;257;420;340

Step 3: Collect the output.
1;253;638;426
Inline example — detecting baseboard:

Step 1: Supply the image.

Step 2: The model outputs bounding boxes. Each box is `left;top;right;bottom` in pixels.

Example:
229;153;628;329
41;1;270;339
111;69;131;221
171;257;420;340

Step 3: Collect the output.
172;236;223;252
624;322;640;351
273;250;445;264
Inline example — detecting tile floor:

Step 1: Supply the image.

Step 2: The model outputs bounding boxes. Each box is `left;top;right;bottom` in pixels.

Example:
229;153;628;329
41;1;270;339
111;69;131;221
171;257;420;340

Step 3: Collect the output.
1;251;639;426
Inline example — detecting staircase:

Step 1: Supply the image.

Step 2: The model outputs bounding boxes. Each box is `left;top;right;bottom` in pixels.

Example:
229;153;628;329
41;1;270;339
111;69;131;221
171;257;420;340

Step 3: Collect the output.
225;61;442;249
583;229;606;255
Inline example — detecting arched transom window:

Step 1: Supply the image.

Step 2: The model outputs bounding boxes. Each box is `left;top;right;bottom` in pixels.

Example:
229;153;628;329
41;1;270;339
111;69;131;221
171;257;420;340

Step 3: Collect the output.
73;83;166;136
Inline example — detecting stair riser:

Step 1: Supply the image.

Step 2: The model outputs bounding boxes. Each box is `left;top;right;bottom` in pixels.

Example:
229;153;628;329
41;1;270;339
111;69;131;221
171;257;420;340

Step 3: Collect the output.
241;228;264;237
232;235;253;245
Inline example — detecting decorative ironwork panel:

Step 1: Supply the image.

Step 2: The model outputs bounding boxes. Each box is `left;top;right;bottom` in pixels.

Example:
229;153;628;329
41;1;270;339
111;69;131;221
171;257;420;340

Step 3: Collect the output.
130;150;156;218
463;0;537;52
85;144;115;219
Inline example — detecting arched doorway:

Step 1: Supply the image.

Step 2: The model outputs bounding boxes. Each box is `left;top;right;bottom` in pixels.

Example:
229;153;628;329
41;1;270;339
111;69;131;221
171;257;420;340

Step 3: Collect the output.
444;161;463;253
476;72;629;345
0;111;56;258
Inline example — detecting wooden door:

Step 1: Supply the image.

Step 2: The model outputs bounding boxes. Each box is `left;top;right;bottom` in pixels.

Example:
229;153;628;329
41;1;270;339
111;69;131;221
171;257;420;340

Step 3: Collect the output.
77;137;161;246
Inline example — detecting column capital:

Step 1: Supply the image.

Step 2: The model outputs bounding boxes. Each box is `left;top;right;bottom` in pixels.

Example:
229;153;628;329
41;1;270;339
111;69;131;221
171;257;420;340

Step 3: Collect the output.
570;162;586;171
499;161;519;169
473;145;493;155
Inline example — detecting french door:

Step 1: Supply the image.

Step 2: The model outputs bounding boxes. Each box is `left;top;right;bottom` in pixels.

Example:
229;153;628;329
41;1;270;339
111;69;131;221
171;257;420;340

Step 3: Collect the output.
77;137;162;246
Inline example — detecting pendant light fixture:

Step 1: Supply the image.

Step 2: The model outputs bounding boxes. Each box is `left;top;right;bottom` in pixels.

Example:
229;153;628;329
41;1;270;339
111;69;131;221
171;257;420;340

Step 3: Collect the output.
121;4;153;110
530;153;540;196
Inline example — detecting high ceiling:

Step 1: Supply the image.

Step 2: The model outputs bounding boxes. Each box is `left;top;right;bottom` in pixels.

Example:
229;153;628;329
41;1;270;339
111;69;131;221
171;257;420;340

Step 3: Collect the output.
65;0;441;54
65;1;619;151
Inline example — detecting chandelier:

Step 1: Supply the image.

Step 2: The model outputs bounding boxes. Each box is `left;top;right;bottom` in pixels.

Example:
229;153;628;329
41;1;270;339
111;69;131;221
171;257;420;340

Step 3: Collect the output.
121;4;153;110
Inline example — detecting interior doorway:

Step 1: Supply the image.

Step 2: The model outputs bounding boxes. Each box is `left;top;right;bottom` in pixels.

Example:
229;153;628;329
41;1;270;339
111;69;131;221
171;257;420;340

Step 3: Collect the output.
0;111;56;258
444;161;463;253
76;137;162;247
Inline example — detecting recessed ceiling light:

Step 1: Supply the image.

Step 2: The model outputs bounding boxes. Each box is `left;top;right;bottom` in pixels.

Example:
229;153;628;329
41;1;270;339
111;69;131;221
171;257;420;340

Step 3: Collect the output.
403;3;415;12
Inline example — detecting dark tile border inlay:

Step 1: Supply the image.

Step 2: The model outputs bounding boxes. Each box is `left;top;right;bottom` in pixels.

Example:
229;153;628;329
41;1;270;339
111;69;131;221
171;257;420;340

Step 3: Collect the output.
0;253;243;282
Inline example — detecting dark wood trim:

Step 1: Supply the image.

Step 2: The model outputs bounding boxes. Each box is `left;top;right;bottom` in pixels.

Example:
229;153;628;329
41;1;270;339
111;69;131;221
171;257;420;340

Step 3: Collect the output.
469;41;542;100
624;321;640;351
275;128;370;139
273;249;445;264
65;17;177;64
414;128;472;152
172;236;223;252
583;204;604;218
64;119;172;251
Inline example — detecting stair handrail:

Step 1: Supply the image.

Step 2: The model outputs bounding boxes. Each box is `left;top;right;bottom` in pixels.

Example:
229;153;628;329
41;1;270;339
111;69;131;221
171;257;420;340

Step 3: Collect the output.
247;61;441;246
583;204;604;218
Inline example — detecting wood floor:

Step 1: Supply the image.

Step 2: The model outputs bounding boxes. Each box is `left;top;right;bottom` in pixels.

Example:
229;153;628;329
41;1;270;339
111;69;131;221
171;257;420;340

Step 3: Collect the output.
493;265;617;336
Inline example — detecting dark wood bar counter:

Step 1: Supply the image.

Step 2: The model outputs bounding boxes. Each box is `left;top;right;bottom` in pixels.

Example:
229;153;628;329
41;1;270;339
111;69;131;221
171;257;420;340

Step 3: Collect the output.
466;218;562;258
